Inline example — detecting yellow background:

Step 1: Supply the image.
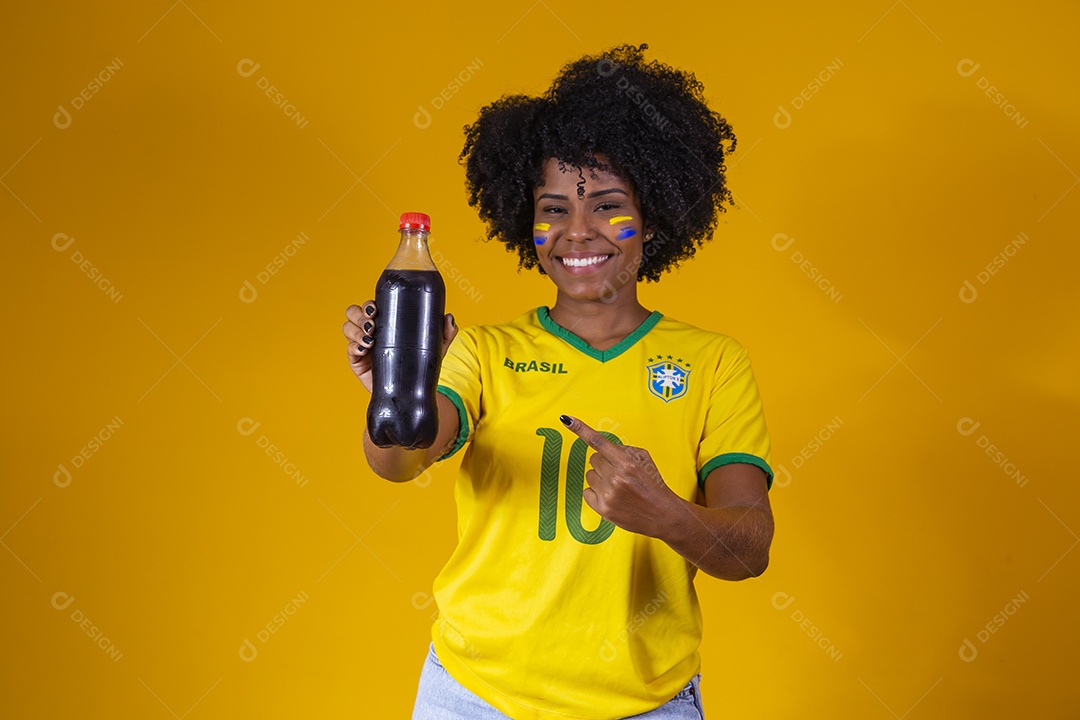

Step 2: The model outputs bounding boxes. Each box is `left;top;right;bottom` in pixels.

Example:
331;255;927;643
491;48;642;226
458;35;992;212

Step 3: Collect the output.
2;1;1077;717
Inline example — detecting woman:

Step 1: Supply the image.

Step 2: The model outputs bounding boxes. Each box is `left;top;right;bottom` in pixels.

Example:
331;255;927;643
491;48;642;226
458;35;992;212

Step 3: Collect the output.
343;44;775;720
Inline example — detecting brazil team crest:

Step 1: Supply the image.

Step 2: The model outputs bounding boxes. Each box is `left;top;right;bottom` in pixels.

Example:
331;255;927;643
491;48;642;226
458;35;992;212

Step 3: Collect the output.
646;355;691;403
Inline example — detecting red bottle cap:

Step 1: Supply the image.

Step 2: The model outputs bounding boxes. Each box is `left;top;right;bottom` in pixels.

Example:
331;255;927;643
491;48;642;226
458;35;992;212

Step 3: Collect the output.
399;212;431;231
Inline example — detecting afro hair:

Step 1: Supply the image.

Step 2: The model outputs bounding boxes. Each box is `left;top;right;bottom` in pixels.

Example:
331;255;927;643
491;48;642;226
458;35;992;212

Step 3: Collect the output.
459;43;737;283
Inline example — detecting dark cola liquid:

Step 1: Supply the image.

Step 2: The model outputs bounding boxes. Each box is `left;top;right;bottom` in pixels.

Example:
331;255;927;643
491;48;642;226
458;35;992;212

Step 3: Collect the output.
367;269;446;449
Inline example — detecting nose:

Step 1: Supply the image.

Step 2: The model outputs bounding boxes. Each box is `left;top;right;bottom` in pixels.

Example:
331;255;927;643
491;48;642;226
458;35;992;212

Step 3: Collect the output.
564;208;594;242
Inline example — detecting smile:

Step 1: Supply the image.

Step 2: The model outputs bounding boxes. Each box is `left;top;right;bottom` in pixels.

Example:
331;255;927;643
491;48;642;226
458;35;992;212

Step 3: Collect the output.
558;254;612;268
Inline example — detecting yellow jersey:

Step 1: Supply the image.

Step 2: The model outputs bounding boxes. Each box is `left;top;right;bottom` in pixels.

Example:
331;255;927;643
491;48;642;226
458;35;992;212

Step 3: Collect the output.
431;306;772;719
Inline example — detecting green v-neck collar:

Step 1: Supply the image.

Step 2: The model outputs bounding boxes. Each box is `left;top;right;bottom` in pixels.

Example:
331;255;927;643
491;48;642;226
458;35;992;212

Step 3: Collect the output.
536;306;663;363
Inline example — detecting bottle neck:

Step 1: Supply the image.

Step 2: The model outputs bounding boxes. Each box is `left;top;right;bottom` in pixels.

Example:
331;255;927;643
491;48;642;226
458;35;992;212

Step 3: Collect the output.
388;228;436;271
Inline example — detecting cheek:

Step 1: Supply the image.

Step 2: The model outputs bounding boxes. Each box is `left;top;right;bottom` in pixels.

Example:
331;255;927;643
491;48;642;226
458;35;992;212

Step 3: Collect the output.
533;222;550;246
608;215;637;241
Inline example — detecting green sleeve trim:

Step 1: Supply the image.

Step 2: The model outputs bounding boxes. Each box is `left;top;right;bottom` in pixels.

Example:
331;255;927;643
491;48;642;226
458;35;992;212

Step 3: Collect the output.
435;385;470;461
536;306;663;362
699;453;774;492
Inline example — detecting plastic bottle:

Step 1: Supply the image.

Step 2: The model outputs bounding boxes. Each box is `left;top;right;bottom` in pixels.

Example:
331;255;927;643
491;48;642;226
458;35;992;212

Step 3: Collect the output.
367;212;446;449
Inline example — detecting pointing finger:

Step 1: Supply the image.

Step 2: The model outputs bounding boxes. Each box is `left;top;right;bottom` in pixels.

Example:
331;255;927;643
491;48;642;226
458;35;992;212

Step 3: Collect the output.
559;414;622;460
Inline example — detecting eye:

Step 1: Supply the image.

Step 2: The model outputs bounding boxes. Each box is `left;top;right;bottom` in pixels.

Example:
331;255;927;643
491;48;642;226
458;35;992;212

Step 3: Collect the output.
596;202;622;212
542;206;567;215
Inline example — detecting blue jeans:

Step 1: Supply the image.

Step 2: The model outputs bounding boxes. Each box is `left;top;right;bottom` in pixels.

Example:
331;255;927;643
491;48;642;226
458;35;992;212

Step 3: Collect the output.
412;643;704;719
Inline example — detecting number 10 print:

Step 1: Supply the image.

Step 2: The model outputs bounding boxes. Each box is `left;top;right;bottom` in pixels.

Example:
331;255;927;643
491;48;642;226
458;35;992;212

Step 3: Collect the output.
535;428;621;545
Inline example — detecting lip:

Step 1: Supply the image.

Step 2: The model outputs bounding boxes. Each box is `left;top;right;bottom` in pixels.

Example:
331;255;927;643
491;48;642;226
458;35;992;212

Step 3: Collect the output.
554;253;614;275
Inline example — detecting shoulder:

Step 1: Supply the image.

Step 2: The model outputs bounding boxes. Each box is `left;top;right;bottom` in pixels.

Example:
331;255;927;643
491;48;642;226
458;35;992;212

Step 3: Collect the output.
458;308;543;339
450;308;543;352
654;312;751;360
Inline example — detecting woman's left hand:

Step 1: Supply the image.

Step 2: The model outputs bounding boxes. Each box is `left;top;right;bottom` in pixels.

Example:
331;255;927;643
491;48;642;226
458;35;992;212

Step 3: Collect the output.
559;414;684;538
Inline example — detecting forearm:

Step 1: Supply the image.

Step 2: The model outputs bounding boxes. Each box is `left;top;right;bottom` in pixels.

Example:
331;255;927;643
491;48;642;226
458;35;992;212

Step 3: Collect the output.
656;498;773;581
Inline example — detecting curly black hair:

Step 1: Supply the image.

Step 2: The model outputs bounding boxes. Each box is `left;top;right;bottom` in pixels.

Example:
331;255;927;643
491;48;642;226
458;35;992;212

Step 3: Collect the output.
459;43;737;283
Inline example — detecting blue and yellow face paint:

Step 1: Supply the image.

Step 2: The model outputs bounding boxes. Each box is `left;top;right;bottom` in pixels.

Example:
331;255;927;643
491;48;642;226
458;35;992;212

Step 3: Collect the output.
609;215;636;240
534;222;550;245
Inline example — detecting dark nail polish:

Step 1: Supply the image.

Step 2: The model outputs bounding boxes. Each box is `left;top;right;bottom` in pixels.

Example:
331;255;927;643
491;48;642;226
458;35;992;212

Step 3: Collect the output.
362;334;373;344
364;305;375;315
362;321;373;332
559;415;572;427
449;313;456;327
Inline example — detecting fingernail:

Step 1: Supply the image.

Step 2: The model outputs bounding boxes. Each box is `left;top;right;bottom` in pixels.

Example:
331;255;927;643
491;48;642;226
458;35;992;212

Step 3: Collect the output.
362;334;373;344
559;415;572;427
362;321;373;332
449;313;456;327
364;304;375;315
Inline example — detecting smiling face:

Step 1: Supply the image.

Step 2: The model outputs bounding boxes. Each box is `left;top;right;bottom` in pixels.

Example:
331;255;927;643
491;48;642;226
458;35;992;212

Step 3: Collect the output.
531;156;650;303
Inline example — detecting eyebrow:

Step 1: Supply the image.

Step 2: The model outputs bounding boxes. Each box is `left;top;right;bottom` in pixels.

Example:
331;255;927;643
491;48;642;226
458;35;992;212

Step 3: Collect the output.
536;188;629;203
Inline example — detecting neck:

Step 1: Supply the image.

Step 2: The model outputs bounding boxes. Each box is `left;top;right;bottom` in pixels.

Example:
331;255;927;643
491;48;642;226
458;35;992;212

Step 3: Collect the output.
548;289;651;350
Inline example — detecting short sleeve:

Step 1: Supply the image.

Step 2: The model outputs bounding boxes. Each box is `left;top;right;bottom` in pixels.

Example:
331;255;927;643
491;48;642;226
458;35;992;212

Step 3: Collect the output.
697;343;774;491
434;325;482;461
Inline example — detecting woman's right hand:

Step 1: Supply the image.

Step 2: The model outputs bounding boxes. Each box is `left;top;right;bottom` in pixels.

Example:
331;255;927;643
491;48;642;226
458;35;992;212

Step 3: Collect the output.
343;301;458;394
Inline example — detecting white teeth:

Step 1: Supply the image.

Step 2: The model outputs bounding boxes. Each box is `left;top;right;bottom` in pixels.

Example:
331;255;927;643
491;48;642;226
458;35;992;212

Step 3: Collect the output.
560;255;610;268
